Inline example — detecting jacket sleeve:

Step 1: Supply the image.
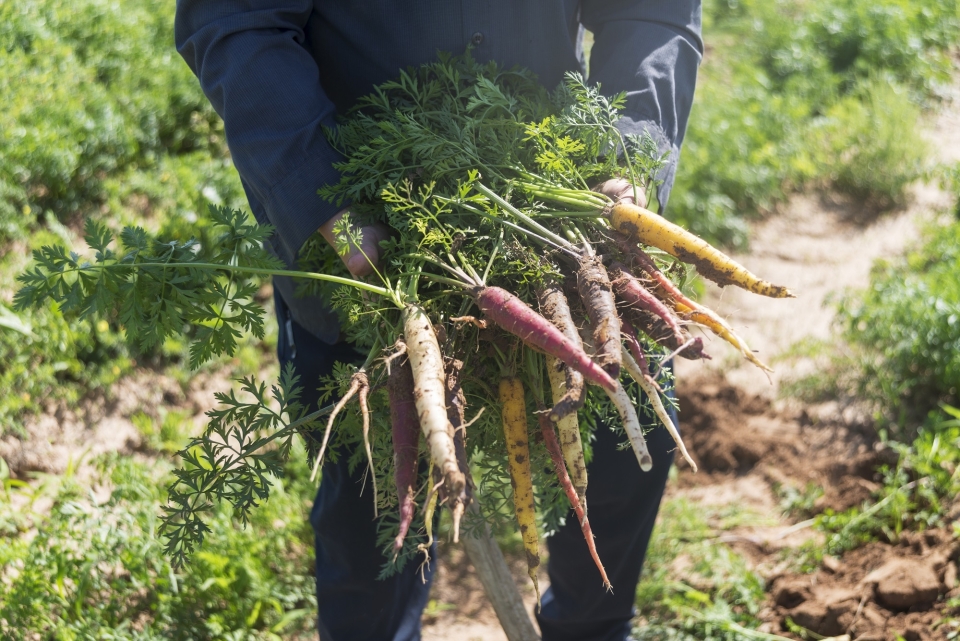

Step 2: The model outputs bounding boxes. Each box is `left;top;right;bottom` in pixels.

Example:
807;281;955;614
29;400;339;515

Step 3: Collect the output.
175;0;344;262
582;0;703;210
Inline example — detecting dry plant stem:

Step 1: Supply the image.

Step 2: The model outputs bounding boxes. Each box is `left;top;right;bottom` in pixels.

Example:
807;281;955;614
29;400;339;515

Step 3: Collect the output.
461;498;542;641
621;346;697;471
357;377;378;517
577;256;621;379
402;305;465;499
537;406;611;591
311;371;366;482
389;355;419;553
537;285;587;419
445;358;472;543
608;201;795;298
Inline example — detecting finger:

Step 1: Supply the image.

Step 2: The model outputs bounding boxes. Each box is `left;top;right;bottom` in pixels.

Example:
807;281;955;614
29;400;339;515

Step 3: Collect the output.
344;226;388;278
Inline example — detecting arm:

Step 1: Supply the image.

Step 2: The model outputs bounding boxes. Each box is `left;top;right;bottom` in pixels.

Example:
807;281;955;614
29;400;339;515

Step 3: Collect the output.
582;0;703;211
176;0;379;274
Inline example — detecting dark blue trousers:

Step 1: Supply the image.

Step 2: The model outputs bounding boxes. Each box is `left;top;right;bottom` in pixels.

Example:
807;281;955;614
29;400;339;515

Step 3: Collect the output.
275;292;675;641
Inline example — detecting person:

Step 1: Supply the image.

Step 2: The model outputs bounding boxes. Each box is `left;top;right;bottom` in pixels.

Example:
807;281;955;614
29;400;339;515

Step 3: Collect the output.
174;3;702;640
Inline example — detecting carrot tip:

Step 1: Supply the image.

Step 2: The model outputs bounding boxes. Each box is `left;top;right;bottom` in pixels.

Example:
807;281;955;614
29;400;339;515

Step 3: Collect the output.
451;501;464;544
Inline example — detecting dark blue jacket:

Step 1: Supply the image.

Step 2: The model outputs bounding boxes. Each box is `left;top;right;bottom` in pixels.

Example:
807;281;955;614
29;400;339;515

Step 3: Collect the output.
175;0;702;342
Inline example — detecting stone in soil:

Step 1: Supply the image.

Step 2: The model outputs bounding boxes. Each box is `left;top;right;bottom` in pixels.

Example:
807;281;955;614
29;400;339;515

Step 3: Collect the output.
861;558;941;610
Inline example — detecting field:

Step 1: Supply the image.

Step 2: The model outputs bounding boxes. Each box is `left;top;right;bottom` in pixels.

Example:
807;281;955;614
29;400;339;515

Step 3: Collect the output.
2;1;960;639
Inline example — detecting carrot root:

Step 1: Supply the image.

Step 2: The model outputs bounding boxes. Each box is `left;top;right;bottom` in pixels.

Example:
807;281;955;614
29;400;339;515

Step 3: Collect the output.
311;370;366;482
475;285;617;392
499;376;541;607
389;353;419;553
621;345;697;471
608;201;795;298
538;285;587;420
537;406;611;591
445;358;472;544
577;256;621;379
402;305;465;500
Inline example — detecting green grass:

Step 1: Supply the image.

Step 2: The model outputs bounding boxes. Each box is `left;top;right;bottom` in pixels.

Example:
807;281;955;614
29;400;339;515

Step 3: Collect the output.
633;497;789;640
0;446;317;640
669;0;954;245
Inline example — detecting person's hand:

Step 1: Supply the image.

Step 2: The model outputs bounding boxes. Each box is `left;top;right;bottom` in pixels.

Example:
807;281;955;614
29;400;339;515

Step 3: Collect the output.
593;178;648;209
318;208;391;278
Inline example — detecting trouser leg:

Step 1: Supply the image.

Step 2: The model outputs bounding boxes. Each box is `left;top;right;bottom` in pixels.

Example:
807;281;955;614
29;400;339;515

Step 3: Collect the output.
275;291;434;641
536;390;676;641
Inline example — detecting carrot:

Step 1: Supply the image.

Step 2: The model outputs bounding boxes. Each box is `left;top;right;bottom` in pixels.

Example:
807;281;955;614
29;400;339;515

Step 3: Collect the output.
536;405;611;591
577;256;621;379
402;304;465;500
537;285;586;420
537;285;588;506
620;345;696;471
357;377;378;517
611;235;694;308
416;463;440;577
608;261;686;350
673;300;773;374
579;328;653;472
545;360;588;509
445;358;471;543
608;201;795;298
311;370;368;482
474;285;617;392
389;355;419;553
616;240;772;373
499;376;541;605
620;318;652;376
620;304;707;360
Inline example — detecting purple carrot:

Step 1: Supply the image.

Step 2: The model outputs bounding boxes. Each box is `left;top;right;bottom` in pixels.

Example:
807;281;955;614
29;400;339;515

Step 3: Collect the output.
608;261;686;347
474;285;617;392
389;356;420;552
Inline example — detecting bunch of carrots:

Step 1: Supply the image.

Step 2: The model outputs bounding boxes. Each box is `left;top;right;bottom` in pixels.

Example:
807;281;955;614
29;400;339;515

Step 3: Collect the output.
13;53;794;594
290;54;795;598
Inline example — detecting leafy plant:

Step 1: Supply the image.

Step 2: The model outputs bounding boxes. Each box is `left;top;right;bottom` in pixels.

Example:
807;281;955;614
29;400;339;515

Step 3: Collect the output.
0;452;317;640
815;406;960;554
633;498;788;640
834;220;960;429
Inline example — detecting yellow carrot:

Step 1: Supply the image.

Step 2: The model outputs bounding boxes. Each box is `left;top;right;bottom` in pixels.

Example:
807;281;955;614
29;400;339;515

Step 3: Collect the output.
499;376;541;606
608;202;794;299
546;357;588;509
673;300;773;374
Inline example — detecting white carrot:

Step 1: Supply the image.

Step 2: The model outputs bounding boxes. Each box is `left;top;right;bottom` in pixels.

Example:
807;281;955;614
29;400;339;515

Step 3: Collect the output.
402;304;465;499
620;346;697;472
579;328;652;472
